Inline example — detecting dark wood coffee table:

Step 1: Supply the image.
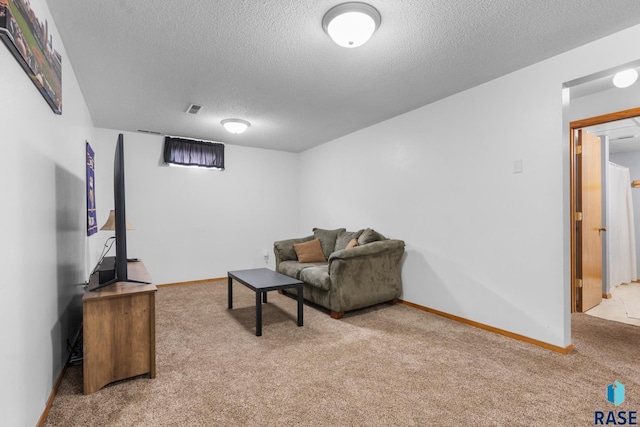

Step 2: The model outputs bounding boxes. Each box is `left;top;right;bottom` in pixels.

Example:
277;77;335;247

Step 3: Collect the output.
227;268;304;336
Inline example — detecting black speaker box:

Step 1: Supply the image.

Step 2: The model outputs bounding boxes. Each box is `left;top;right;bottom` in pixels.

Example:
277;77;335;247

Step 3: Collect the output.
98;256;116;283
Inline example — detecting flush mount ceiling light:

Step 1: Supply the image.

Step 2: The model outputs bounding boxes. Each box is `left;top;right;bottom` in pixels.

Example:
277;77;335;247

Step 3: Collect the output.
221;119;250;134
613;69;639;88
322;2;381;48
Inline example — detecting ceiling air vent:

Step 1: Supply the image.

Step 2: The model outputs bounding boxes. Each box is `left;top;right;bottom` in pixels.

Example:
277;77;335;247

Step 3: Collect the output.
186;104;202;114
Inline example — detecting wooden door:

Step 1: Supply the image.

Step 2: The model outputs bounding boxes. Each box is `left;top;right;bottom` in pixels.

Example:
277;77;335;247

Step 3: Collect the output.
578;130;603;312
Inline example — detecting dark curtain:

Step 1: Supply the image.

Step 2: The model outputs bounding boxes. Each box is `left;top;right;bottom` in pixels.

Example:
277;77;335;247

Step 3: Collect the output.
163;137;225;170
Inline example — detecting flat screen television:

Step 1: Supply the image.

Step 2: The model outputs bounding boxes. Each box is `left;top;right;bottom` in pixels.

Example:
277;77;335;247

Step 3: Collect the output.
89;134;147;291
113;133;128;282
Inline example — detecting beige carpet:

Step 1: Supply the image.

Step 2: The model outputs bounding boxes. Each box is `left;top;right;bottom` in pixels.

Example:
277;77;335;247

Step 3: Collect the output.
45;281;640;426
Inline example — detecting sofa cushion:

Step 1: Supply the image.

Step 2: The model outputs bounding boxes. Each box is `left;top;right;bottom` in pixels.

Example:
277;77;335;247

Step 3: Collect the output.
274;235;314;261
299;265;331;291
313;227;346;258
334;229;364;252
294;239;326;263
278;260;327;280
358;228;386;245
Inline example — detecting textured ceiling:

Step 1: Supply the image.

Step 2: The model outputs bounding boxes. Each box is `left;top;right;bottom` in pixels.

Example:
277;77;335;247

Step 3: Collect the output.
46;0;640;153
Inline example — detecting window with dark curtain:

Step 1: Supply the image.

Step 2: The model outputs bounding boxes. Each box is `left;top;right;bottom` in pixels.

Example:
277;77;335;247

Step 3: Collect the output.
163;136;225;170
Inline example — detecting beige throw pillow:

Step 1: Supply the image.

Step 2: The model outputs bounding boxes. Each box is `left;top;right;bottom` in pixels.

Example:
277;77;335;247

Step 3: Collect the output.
294;239;327;263
346;238;358;249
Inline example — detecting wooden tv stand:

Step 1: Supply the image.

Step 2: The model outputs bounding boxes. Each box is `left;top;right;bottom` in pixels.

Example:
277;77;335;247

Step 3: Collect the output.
83;260;156;394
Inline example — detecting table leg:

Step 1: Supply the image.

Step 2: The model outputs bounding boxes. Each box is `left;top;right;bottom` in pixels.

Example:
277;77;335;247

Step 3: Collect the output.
256;291;262;336
263;292;268;303
297;285;304;327
227;276;233;309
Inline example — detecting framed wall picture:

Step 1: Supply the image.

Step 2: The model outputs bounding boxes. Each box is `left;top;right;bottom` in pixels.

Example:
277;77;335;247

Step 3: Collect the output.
0;0;62;114
86;142;97;236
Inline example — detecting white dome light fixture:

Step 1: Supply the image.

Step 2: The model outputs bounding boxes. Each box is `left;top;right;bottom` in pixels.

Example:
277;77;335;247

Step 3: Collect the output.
322;2;381;48
613;69;639;88
221;118;250;134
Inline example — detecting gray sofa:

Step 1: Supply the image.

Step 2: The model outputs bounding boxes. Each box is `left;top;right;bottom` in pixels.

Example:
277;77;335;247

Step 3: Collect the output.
273;228;405;319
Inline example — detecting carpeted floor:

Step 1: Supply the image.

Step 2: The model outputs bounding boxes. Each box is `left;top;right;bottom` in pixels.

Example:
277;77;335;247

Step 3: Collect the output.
45;280;640;426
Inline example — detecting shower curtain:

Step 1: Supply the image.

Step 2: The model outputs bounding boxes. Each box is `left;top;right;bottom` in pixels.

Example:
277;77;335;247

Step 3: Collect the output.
607;162;637;287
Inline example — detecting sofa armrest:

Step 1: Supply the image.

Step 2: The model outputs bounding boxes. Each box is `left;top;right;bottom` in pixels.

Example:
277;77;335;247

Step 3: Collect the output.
326;239;405;313
273;235;314;268
329;239;405;262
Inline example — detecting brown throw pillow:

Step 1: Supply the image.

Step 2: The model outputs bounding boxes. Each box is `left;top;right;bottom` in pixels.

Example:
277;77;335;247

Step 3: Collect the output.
334;229;364;252
294;239;327;263
346;238;358;249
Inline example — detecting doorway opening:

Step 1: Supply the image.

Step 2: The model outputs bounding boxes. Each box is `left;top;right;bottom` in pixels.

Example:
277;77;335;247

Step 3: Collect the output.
570;106;640;313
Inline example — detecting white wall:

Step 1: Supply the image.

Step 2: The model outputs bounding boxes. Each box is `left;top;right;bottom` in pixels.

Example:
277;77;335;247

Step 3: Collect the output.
299;24;640;349
569;81;640;122
90;129;300;285
0;2;95;425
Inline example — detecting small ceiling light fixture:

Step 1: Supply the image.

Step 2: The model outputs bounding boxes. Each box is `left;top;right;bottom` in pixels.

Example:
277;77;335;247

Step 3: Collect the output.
322;2;381;48
221;118;250;134
613;69;639;88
